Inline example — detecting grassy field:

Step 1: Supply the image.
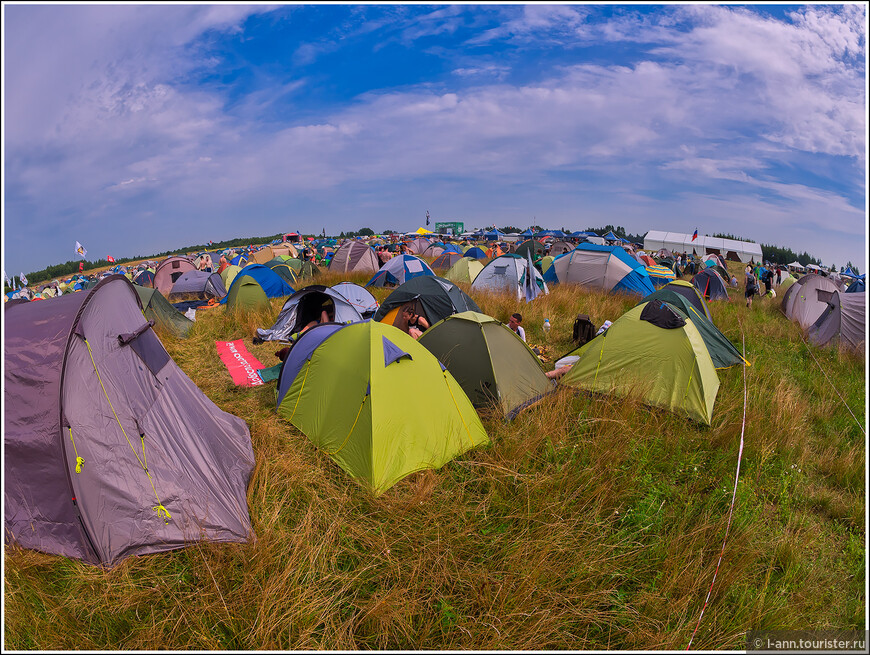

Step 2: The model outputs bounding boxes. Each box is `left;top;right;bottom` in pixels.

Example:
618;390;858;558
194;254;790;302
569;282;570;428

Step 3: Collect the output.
4;260;866;650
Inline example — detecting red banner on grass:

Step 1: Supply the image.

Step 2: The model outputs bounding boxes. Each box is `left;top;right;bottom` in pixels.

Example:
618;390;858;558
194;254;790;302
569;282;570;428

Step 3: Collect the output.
216;340;265;387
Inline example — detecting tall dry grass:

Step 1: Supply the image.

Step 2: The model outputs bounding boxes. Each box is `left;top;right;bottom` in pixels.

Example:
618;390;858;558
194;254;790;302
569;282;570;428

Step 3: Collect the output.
4;261;865;650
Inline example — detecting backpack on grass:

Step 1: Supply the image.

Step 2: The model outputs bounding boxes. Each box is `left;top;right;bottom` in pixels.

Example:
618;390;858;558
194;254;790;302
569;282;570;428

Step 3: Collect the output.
572;313;597;346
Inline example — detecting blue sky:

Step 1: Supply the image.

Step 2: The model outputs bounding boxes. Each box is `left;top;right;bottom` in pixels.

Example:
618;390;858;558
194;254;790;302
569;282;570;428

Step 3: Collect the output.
2;2;867;276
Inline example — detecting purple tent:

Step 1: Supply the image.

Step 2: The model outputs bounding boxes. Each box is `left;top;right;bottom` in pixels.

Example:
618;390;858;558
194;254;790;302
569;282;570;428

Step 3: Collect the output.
4;275;255;566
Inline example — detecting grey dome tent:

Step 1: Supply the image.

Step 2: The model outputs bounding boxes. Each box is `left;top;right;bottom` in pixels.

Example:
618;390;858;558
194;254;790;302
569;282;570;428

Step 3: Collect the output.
332;281;379;319
807;291;865;353
255;284;365;343
4;275;255;567
781;274;845;330
168;270;228;301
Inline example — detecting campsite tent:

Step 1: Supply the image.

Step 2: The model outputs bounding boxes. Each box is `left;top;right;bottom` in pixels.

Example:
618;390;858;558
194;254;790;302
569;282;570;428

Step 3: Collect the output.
154;256;197;296
807;291;865;353
514;239;546;259
549;240;575;256
255;285;364;343
637;289;746;369
365;254;436;288
224;274;271;311
220;264;243;291
559;299;721;425
642;280;712;321
543;243;655;296
133;269;155;288
471;254;549;302
133;284;195;338
780;274;844;330
249;245;275;265
418;312;555;418
286;259;321;280
405;237;433;254
431;251;464;270
220;264;294;305
329;241;380;274
4;275;255;566
331;282;379;319
691;268;730;301
264;258;300;286
373;276;481;328
463;246;488;260
276;321;489;494
444;257;484;284
168;270;227;301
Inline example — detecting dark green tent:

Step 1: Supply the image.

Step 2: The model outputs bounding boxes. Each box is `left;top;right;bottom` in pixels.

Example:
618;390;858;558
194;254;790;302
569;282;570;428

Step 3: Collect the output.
372;276;480;327
133;284;194;338
418;311;554;418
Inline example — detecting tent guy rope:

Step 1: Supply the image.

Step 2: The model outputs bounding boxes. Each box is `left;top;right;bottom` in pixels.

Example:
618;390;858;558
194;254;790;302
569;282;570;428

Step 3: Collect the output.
686;331;748;650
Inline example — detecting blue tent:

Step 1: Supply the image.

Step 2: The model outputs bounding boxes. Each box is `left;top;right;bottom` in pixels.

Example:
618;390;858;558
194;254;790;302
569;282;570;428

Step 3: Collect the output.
483;229;505;241
535;229;566;237
842;267;859;278
464;247;488;259
520;229;536;237
603;231;620;241
442;243;464;254
230;253;249;266
365;255;436;288
219;264;295;304
846;275;865;293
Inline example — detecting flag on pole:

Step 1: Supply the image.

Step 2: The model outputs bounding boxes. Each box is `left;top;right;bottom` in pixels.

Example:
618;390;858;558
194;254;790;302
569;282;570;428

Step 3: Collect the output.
79;262;85;272
3;269;9;287
426;210;430;226
107;255;115;263
692;229;698;242
20;272;28;286
75;241;87;258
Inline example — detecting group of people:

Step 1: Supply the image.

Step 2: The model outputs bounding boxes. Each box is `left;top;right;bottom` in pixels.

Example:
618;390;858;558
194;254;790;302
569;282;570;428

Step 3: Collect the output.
744;263;782;307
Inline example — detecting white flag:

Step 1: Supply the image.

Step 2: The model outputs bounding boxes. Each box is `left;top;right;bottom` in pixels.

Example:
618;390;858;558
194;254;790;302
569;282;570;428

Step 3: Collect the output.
75;241;87;258
3;269;8;286
20;272;28;286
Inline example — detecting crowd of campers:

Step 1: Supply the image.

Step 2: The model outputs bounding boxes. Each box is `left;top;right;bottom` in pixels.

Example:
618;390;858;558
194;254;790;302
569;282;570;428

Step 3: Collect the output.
4;227;864;567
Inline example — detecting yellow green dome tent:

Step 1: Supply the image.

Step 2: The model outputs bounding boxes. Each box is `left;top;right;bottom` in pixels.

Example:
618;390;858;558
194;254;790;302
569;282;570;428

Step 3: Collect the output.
445;257;484;284
277;321;489;494
559;299;721;425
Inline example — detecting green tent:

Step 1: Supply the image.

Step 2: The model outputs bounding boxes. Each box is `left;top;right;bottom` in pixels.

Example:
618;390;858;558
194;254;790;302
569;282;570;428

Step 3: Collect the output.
444;257;484;284
559;299;721;425
286;259;321;279
220;264;243;290
418;311;554;418
639;285;747;369
133;284;194;338
265;260;299;287
277;321;489;494
224;274;270;311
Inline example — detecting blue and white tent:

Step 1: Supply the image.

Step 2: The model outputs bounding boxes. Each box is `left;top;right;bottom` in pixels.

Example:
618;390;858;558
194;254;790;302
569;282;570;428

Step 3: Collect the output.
365;255;436;288
471;254;548;302
543;243;655;296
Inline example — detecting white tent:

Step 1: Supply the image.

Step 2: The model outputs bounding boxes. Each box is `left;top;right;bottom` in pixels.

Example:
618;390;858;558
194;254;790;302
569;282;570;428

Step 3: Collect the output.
644;231;762;263
788;261;805;271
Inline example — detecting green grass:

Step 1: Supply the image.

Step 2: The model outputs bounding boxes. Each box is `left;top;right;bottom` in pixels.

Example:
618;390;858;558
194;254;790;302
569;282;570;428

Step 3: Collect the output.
4;263;865;650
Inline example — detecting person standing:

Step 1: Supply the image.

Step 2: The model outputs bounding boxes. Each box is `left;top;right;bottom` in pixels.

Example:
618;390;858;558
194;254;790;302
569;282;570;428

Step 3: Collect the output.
507;313;526;341
745;266;758;308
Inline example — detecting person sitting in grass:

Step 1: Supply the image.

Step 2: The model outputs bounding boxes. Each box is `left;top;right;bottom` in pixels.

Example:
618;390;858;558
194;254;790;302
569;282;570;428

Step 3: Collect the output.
507;313;526;342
